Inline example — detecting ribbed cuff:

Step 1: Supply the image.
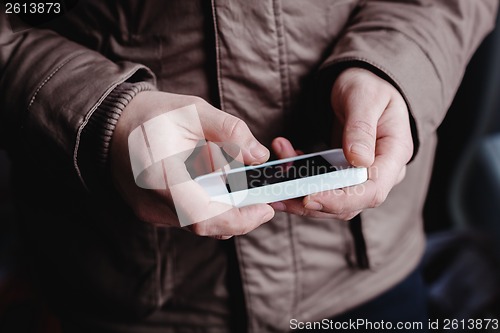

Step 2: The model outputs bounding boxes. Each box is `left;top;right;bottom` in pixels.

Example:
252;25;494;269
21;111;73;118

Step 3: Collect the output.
79;81;156;189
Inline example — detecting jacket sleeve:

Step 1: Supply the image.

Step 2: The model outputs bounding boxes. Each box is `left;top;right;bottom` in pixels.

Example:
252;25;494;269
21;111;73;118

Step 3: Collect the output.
319;0;498;158
0;12;156;187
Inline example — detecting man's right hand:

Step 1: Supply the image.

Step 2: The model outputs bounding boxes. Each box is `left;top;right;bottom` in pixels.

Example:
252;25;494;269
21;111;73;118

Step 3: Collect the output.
110;91;275;239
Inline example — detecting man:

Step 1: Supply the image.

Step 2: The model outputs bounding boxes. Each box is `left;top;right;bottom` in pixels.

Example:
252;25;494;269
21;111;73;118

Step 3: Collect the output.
0;1;497;332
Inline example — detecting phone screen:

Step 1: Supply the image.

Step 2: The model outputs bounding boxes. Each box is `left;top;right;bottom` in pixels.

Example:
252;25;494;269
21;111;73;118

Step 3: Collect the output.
225;155;337;193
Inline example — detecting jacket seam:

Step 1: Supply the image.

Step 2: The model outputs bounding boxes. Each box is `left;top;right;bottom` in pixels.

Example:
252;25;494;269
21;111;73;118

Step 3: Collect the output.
234;237;255;332
211;0;226;111
27;51;88;112
287;215;300;317
272;0;291;114
272;0;298;318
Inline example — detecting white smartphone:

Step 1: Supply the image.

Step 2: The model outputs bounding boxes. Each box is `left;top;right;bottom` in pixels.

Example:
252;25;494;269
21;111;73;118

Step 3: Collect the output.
194;148;368;207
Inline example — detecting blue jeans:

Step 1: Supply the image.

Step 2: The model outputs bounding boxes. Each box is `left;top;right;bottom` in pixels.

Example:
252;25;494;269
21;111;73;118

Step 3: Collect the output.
310;266;429;332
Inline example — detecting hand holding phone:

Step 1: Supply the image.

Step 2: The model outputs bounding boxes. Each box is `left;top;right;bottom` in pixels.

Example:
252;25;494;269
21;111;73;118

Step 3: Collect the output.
112;94;275;238
269;68;413;220
195;146;367;208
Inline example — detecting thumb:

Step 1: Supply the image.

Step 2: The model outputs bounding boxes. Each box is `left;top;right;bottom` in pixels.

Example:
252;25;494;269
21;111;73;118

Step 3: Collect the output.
342;109;379;168
200;107;270;165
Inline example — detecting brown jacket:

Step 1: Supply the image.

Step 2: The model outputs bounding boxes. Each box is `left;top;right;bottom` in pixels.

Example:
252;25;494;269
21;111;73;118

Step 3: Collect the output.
0;1;497;332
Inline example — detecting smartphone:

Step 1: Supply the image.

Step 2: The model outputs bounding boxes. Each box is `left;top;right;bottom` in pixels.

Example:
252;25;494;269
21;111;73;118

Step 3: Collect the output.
194;148;368;207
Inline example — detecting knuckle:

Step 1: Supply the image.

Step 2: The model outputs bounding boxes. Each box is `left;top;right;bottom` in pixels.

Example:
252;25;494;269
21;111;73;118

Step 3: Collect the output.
221;116;248;140
189;222;209;236
190;95;205;106
181;95;206;112
346;120;376;140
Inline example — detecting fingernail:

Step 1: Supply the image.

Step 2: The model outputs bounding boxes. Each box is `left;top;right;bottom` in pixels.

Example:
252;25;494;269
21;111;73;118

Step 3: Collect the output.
350;143;370;156
251;144;269;159
271;202;287;211
305;201;323;211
